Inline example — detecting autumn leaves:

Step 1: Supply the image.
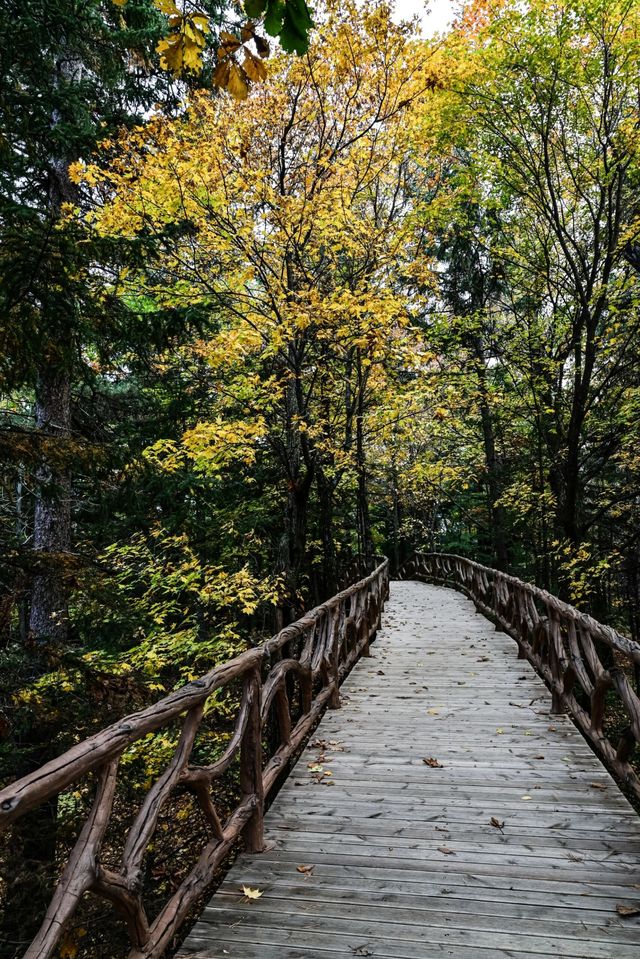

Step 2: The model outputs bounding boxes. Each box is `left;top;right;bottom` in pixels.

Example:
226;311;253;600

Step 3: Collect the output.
146;0;314;97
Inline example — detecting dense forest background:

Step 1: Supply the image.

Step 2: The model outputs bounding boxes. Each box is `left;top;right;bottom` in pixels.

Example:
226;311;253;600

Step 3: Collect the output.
1;0;640;953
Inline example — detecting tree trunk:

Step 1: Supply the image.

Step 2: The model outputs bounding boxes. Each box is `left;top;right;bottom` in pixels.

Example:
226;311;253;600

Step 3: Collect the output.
316;465;337;599
29;363;72;643
355;356;373;568
472;343;509;570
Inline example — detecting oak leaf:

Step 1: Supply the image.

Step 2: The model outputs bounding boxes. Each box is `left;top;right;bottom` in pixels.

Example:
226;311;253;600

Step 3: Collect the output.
227;63;249;100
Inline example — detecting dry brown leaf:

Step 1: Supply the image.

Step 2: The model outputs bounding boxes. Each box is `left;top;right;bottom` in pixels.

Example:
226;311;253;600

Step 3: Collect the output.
240;21;255;42
227;63;249;100
296;863;315;874
438;846;456;855
243;48;267;82
218;30;242;59
255;34;270;58
423;757;443;768
490;817;505;832
616;903;640;917
212;59;231;88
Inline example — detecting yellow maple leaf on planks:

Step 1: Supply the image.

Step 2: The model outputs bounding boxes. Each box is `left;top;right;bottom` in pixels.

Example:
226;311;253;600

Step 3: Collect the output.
241;885;263;900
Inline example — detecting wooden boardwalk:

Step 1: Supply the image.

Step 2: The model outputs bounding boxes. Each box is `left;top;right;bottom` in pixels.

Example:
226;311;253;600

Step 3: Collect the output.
179;580;640;959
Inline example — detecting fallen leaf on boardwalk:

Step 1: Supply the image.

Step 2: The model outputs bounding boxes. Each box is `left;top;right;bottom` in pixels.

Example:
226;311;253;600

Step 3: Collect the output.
427;708;440;715
308;764;323;772
521;795;532;801
548;725;557;732
616;903;640;917
423;757;443;767
438;846;456;855
297;864;315;874
568;853;583;862
241;886;263;900
435;825;449;832
351;947;373;957
377;670;385;675
534;755;545;760
589;782;607;790
495;728;504;734
490;817;505;832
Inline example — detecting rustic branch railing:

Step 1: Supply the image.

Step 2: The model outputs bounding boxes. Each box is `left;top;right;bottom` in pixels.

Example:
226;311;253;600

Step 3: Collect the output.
402;552;640;798
0;558;389;959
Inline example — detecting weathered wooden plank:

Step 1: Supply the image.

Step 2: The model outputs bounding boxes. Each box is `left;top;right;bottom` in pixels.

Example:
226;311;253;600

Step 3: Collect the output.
183;914;640;958
199;896;640;945
213;870;636;913
179;581;640;958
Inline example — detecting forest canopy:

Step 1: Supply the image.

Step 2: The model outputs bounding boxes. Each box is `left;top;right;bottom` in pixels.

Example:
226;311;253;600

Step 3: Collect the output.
1;0;640;951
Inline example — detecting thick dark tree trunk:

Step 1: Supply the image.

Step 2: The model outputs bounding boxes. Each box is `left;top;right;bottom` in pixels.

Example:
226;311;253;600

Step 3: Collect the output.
477;376;509;571
29;364;72;643
316;466;337;599
3;364;71;955
4;58;78;948
281;353;315;609
390;461;402;575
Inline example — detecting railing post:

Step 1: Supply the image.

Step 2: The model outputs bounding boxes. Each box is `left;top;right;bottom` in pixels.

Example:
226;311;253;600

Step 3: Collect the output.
362;590;372;657
329;606;342;708
240;666;265;853
548;611;567;715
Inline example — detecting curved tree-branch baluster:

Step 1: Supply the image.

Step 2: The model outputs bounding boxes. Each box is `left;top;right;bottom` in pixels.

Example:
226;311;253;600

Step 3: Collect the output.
0;558;389;959
401;552;640;798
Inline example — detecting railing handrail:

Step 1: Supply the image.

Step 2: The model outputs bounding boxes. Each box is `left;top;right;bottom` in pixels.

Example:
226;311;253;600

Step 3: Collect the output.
0;558;387;825
402;551;640;799
411;552;640;664
0;557;390;959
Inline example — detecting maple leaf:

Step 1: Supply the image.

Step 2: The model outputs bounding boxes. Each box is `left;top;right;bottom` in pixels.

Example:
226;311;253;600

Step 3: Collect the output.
241;885;263;899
